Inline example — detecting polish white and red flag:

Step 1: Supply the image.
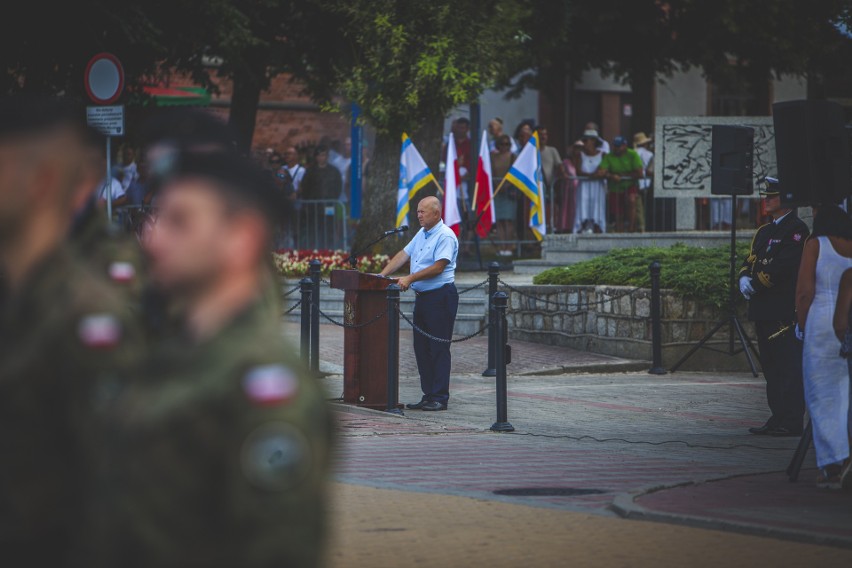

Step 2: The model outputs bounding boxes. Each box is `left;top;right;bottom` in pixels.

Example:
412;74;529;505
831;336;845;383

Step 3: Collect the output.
442;133;462;236
473;131;495;238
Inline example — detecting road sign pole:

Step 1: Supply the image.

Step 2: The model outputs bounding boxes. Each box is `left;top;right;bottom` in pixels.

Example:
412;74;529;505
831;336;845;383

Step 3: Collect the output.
105;136;112;222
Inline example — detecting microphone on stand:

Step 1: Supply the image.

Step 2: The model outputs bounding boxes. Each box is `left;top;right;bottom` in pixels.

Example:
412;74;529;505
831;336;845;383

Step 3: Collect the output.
383;225;409;236
348;225;411;268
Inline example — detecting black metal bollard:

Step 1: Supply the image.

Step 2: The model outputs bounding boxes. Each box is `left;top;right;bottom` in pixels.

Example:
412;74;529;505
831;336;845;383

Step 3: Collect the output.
649;261;667;375
385;284;403;415
299;278;312;366
482;262;500;377
490;292;514;432
309;259;321;375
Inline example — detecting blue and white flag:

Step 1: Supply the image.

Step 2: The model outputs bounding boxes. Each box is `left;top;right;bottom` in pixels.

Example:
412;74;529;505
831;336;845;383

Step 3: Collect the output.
504;132;546;240
397;133;437;227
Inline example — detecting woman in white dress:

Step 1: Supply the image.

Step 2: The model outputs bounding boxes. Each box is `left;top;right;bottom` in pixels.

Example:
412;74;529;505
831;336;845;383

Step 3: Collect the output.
796;204;852;489
573;130;607;233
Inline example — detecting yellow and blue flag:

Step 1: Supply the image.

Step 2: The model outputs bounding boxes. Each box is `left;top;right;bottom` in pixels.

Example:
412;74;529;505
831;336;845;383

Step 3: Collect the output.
504;131;547;240
397;133;437;227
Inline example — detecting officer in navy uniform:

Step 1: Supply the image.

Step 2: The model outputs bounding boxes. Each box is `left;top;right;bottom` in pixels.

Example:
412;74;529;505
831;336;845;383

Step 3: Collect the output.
739;176;809;436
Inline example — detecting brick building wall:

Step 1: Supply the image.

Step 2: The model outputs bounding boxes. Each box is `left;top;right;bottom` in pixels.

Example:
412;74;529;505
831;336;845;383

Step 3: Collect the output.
167;70;350;156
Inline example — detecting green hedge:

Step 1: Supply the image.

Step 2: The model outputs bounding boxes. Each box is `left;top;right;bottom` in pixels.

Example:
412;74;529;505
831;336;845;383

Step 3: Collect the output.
532;243;749;309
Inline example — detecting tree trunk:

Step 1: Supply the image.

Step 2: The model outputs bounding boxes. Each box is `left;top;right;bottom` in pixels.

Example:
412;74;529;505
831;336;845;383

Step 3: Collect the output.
228;63;264;155
406;114;445;227
352;113;446;256
353;129;400;254
630;63;656;138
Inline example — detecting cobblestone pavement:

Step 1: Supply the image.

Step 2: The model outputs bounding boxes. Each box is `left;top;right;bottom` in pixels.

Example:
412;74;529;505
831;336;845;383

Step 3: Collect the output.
327;372;802;516
298;317;850;564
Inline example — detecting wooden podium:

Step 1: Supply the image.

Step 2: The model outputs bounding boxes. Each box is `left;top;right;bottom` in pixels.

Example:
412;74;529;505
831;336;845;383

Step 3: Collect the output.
330;270;400;410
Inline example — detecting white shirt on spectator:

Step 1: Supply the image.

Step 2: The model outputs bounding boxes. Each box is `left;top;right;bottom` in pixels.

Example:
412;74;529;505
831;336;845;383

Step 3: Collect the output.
98;177;125;201
283;164;306;192
636;147;653;190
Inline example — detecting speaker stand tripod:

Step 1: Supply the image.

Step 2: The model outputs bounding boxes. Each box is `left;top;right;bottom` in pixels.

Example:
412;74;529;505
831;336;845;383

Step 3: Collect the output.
670;195;761;376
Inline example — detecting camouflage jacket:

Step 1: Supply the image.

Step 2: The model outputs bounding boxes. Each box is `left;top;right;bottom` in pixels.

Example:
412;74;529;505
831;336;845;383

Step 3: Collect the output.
105;297;333;568
0;245;143;566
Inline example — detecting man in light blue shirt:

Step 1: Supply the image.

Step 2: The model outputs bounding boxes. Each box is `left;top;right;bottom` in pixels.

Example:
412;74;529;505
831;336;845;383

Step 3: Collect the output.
380;196;459;411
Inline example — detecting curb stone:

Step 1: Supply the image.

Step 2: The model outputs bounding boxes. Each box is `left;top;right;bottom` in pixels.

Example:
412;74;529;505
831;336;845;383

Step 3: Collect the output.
610;473;852;551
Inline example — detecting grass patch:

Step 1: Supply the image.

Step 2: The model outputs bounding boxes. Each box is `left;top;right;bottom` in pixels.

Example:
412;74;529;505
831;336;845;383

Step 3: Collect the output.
532;243;748;309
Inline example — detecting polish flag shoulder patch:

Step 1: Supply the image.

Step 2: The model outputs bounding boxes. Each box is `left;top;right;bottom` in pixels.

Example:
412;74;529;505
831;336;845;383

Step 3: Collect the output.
108;261;136;283
242;365;299;406
77;314;122;349
792;233;802;242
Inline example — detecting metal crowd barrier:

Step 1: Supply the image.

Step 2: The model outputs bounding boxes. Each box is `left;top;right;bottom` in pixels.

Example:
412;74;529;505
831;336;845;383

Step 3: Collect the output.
292;199;348;251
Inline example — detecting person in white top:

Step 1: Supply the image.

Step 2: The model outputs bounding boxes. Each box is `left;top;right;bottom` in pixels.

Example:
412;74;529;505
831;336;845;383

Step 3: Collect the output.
796;204;852;489
584;121;610;154
573;130;607;233
98;176;127;207
487;117;518;155
279;147;306;192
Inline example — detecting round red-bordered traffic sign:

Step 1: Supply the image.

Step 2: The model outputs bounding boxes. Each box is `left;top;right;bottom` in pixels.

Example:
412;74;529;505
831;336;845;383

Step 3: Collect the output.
84;53;125;105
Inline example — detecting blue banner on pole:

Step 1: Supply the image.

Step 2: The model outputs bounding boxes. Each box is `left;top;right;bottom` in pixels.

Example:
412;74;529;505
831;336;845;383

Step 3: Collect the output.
350;103;363;219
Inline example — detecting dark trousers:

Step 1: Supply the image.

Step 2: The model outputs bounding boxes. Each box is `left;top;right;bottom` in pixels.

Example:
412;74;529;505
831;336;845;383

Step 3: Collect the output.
755;320;805;430
413;284;459;404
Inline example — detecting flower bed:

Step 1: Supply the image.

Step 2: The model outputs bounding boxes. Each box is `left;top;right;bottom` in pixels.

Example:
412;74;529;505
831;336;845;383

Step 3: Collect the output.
272;249;389;278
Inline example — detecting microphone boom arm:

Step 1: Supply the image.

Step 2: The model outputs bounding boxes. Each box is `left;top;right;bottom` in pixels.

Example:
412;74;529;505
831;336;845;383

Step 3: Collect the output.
347;226;408;268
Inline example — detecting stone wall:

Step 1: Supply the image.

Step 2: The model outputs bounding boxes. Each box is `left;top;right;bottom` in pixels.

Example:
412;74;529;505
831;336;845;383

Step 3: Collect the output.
507;285;758;372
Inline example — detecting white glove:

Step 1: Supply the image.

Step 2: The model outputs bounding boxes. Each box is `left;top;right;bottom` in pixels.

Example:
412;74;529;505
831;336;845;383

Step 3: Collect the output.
795;323;804;341
739;276;755;299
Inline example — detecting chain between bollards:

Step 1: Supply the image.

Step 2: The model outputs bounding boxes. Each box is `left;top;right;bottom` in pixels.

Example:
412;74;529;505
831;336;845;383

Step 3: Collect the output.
491;291;514;432
309;260;321;375
482;262;499;377
385;284;403;415
299;277;312;366
649;261;667;375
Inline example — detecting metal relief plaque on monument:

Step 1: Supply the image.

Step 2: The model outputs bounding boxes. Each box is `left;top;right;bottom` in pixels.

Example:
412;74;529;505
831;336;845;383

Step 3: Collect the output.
654;116;775;198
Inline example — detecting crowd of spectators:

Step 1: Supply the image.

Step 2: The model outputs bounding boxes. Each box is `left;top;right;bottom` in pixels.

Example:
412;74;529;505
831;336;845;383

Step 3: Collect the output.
457;117;656;255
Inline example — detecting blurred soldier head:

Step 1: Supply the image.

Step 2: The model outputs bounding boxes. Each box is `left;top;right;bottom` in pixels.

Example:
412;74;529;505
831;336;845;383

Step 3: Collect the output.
144;152;279;302
0;97;101;278
139;109;237;190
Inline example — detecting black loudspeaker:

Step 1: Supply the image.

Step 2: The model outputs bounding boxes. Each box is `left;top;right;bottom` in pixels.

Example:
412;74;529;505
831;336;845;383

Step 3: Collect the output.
773;99;851;206
711;125;754;196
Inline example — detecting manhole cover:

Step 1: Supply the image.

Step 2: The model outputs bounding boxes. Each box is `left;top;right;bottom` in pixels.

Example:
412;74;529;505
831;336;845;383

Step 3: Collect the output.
493;487;607;497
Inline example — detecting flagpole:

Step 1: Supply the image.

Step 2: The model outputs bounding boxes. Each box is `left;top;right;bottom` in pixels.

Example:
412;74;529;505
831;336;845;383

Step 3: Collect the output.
471;180;480;214
469;176;508;234
431;177;444;196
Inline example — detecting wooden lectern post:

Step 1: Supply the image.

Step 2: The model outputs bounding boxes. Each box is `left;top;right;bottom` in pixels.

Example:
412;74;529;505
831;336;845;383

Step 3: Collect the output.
329;270;401;409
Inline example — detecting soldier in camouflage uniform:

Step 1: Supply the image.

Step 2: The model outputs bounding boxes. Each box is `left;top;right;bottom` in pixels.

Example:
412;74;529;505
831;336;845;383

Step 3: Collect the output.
0;97;143;566
104;152;333;567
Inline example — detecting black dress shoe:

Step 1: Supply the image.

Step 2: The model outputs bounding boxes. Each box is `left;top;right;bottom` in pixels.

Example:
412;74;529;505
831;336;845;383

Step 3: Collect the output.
767;426;803;437
748;424;772;435
421;401;447;411
406;399;428;410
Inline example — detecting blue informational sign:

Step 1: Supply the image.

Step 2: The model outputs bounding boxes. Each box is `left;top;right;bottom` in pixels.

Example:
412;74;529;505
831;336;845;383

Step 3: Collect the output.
350;103;363;219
